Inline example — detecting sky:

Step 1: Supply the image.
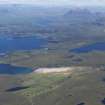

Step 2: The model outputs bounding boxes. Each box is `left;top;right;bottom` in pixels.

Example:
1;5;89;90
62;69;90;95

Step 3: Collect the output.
0;0;105;6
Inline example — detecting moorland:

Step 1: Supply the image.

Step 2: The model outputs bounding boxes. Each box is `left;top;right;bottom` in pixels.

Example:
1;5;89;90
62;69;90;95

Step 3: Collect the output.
0;4;105;105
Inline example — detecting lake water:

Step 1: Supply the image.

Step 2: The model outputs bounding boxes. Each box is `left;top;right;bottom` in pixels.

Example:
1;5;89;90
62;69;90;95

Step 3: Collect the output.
0;64;33;75
0;35;47;54
0;35;47;74
70;42;105;53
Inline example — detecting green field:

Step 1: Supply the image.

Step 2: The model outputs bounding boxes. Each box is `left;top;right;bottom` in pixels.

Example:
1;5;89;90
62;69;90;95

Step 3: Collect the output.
1;66;104;105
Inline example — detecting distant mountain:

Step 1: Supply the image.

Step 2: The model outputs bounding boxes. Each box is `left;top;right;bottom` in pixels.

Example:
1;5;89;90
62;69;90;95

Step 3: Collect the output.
65;8;92;16
64;7;105;18
62;7;105;25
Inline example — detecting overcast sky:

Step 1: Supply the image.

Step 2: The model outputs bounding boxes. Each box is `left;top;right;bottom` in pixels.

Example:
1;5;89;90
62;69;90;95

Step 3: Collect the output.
0;0;105;6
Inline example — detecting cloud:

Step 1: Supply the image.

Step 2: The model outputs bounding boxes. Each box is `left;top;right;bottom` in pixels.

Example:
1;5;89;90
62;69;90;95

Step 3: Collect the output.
0;0;105;6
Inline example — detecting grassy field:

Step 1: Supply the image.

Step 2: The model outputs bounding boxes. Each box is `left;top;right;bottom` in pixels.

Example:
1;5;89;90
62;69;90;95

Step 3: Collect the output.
8;66;105;105
0;65;105;105
0;49;105;68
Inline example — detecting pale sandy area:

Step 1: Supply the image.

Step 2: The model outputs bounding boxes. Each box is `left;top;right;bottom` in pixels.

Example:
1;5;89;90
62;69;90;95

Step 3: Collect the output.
34;66;94;74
